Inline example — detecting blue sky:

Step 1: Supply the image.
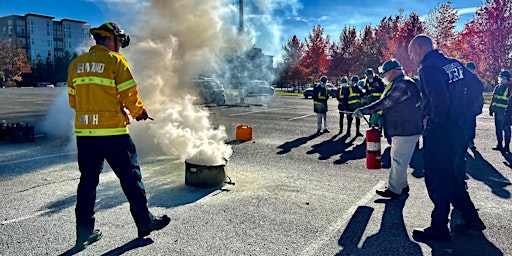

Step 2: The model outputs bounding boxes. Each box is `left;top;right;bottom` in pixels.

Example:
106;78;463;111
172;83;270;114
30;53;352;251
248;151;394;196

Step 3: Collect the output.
1;0;484;59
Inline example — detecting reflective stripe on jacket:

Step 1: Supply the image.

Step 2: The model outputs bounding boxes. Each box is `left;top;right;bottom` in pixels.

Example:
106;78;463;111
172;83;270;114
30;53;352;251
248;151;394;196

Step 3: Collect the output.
67;45;144;136
491;85;510;112
347;86;362;109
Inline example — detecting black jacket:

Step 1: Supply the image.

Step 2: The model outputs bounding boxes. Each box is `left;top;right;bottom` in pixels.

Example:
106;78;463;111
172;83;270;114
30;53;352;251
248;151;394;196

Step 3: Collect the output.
419;50;481;131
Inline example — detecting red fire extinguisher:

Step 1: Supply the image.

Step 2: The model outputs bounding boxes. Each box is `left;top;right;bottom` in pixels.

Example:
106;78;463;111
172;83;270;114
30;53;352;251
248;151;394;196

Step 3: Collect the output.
366;126;381;169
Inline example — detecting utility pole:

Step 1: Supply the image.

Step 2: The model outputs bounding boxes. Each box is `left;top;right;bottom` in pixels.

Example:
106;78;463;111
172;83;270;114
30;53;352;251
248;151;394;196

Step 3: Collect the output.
238;0;244;34
237;0;247;106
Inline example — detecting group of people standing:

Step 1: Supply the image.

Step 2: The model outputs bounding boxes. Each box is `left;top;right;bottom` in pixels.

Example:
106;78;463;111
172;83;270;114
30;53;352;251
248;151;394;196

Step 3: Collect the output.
312;68;386;136
311;34;489;242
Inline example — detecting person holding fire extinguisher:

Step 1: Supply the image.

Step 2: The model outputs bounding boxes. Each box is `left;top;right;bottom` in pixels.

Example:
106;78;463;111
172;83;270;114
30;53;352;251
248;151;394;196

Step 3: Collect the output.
353;59;423;199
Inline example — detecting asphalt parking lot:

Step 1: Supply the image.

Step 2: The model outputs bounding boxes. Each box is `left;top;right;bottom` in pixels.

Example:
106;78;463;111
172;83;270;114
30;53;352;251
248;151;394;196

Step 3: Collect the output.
0;88;511;256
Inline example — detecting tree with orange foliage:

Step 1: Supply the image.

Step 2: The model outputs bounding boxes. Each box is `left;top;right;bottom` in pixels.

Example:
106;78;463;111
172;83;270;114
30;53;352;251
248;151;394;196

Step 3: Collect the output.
301;25;330;83
462;0;512;82
425;2;458;57
281;35;306;85
330;26;358;78
0;40;31;85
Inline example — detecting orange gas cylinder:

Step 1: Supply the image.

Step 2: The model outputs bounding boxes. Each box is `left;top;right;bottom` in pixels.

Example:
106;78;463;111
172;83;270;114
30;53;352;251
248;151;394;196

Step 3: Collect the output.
236;124;252;141
366;127;381;169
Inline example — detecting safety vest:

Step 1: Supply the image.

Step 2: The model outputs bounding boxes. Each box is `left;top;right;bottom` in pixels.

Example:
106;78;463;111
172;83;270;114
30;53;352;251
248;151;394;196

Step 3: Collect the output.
347;86;362;109
491;85;510;111
68;45;145;136
365;79;384;103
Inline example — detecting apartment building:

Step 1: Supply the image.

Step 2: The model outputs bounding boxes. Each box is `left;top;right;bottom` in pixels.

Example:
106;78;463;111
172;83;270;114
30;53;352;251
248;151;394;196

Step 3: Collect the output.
0;13;93;65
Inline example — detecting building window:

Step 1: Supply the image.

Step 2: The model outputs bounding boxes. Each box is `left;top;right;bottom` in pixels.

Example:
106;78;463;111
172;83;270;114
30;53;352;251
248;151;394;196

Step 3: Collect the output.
7;20;12;25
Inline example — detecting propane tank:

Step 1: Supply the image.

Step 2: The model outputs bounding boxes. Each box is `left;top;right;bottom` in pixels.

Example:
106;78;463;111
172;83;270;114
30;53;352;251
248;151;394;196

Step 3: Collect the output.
366;126;381;169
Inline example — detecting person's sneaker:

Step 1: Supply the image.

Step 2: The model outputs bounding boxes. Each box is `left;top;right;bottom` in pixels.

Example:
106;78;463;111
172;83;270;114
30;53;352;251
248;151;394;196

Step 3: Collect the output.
323;129;330;133
316;130;322;135
401;185;410;194
504;145;510;153
412;226;451;242
469;141;476;149
452;219;486;232
138;215;171;238
75;229;102;250
376;188;400;199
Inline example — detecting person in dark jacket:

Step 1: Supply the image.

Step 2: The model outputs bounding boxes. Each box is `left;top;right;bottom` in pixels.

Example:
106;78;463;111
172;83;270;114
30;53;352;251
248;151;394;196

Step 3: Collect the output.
354;59;422;199
408;34;485;242
313;75;330;135
343;76;364;136
465;62;484;149
336;76;349;134
363;68;385;105
489;69;512;152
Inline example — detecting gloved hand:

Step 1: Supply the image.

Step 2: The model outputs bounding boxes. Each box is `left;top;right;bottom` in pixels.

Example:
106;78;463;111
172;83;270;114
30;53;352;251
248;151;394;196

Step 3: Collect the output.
353;109;364;118
489;110;494;116
369;113;382;126
135;108;149;121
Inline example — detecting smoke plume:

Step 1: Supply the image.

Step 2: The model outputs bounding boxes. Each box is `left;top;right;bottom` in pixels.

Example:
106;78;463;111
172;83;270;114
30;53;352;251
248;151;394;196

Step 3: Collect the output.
42;0;297;166
121;0;256;166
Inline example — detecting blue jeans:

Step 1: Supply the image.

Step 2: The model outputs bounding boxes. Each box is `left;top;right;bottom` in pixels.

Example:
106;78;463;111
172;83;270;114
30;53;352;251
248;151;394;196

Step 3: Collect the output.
75;135;153;235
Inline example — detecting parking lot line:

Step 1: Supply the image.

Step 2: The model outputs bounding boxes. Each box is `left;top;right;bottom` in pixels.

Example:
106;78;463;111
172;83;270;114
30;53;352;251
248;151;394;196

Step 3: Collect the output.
289;114;315;121
0;152;74;166
228;108;287;116
301;180;386;256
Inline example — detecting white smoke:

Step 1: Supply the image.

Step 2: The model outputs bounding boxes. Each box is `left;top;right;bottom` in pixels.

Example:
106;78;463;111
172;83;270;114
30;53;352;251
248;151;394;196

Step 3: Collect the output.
41;0;297;166
119;0;256;166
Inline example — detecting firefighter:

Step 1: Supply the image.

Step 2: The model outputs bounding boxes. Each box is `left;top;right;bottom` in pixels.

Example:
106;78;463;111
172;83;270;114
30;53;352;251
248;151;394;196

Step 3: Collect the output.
313;75;330;134
363;68;385;105
336;76;349;134
67;22;170;251
408;34;485;242
489;69;512;152
343;76;364;136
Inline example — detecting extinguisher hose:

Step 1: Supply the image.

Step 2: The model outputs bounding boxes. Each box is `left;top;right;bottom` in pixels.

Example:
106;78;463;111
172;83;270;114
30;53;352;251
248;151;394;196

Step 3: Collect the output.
338;111;370;125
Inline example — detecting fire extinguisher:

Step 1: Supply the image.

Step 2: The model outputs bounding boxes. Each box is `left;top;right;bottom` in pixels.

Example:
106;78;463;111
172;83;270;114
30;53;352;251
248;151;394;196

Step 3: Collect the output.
366;126;381;169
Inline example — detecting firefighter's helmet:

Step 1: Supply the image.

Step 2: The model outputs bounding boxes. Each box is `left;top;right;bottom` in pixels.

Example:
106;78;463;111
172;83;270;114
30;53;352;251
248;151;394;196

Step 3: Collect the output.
90;22;130;48
351;76;359;82
340;76;348;84
365;68;374;76
320;76;328;83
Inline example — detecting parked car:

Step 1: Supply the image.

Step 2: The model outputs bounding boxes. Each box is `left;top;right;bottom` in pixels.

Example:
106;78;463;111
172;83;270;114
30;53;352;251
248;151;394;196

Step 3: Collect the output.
191;77;226;106
55;82;67;87
303;83;336;98
244;80;275;96
36;82;54;88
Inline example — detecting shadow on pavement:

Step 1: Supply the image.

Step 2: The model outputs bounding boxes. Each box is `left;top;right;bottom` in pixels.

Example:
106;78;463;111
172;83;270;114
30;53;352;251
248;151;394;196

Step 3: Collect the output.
333;137;366;165
276;133;320;154
413;208;504;256
448;210;504;256
306;134;351;160
466;148;511;198
101;237;154;256
336;195;423;256
58;237;153;256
